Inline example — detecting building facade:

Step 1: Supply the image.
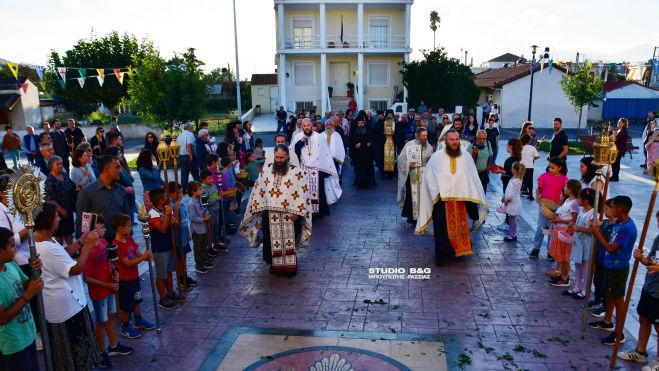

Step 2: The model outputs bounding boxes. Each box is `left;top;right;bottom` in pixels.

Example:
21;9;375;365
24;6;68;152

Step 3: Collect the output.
0;77;41;130
275;0;412;114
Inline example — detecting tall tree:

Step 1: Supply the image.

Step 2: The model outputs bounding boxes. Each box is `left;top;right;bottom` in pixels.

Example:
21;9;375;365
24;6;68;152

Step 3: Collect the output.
560;61;603;138
49;31;148;114
401;47;479;110
129;47;210;128
429;11;440;49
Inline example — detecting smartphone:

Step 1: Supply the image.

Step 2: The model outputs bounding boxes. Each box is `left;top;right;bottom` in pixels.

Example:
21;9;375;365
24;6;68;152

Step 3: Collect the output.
81;212;98;234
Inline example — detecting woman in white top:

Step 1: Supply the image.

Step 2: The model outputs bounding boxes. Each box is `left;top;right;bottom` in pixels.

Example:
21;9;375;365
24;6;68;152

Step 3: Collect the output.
579;156;604;191
520;134;539;200
69;147;97;189
35;203;101;370
242;121;254;151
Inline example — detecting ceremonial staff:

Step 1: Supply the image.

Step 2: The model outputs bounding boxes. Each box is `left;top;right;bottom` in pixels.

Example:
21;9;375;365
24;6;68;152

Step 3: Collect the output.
201;192;212;251
610;159;659;368
7;165;53;371
582;124;616;330
169;133;188;291
137;204;161;333
156;135;184;303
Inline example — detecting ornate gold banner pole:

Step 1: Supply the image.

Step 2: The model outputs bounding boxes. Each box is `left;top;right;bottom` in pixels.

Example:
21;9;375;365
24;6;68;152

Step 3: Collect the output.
8;165;53;371
156;135;184;304
610;159;659;368
168;133;188;291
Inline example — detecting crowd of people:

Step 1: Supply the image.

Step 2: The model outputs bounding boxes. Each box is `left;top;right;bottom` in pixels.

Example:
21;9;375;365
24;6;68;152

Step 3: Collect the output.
1;104;658;371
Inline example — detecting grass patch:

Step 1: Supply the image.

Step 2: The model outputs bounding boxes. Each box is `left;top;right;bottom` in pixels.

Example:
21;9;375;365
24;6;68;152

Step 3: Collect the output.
538;140;586;155
127;157;137;170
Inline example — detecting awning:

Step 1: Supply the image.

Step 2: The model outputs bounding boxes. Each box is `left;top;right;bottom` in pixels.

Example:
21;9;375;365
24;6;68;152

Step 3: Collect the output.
0;93;20;111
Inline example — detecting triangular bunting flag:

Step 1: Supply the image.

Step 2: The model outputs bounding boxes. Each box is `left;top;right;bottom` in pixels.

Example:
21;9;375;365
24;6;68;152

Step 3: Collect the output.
35;65;44;81
39;81;46;90
20;83;28;93
6;62;19;79
113;68;121;80
548;59;553;75
78;68;86;80
57;67;67;80
117;72;125;84
58;79;66;89
97;74;104;87
96;68;105;78
77;77;85;88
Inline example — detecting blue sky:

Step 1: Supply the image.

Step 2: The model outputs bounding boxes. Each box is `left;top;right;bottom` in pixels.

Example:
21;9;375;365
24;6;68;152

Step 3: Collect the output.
1;0;657;77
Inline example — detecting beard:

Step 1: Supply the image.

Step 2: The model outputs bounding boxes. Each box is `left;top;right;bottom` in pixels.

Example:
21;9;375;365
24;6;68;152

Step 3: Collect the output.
272;161;289;176
357;126;366;134
417;138;428;148
303;129;313;136
326;128;335;135
445;144;461;158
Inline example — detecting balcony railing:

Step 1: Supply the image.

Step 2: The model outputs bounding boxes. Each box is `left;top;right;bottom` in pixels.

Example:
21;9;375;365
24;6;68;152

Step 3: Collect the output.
282;35;408;50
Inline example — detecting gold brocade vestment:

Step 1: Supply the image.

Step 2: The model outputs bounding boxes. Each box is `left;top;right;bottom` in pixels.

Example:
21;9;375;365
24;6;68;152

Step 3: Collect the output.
383;119;396;172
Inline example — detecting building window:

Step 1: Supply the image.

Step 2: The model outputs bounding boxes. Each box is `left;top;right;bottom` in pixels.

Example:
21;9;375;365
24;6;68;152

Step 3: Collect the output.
296;101;314;112
368;16;390;48
368;61;390;86
293;62;315;86
258;88;265;96
292;17;313;49
369;100;389;112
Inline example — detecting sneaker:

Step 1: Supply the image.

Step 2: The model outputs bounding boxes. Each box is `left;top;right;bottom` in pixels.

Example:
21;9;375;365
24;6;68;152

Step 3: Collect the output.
121;324;142;339
588;320;614;332
203;261;215;269
528;249;540;259
108;343;133;356
591;306;607;318
99;352;113;368
617;349;648;363
503;235;517;242
186;277;198;287
588;299;602;309
642;360;659;371
133;317;156;330
497;223;508;231
602;332;625;345
159;298;177;310
195;265;210;274
550;277;570;287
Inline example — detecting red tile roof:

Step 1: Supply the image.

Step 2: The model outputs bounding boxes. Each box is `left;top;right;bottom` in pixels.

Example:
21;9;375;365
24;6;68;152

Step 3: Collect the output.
475;63;566;89
602;80;659;92
250;73;278;86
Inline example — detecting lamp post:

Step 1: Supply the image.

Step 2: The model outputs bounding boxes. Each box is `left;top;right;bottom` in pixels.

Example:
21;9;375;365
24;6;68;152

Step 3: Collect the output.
527;45;550;121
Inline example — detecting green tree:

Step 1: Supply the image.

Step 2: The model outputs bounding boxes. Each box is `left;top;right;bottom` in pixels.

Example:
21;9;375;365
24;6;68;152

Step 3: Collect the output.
129;47;210;128
560;60;603;138
401;47;479;110
429;11;440;49
48;31;148;114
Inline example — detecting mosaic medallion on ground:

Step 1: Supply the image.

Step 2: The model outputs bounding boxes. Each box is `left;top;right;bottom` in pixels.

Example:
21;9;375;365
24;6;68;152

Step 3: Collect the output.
200;328;449;371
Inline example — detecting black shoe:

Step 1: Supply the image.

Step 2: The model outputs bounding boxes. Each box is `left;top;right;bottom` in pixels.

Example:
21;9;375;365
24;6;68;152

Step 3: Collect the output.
528;249;540;259
203;260;215;269
503;235;517;242
547;255;555;262
601;332;625;345
528;196;535;201
186;277;198;287
589;320;615;332
207;249;219;257
99;352;113;368
107;343;133;356
610;177;619;182
195;265;210;274
217;245;228;253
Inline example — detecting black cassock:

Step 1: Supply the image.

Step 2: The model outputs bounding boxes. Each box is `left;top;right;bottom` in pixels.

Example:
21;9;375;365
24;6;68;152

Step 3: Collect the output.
372;119;385;170
349;128;377;189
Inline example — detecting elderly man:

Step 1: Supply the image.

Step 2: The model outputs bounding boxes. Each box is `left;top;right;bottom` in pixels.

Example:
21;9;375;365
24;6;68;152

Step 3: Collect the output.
322;120;345;175
240;145;313;276
398;128;433;225
321;111;332;124
416;130;488;266
177;122;198;190
291;118;342;218
22;126;39;164
468;130;493;193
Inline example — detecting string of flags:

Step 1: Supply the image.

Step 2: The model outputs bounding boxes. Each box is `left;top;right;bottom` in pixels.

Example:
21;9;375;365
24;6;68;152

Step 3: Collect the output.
526;57;635;79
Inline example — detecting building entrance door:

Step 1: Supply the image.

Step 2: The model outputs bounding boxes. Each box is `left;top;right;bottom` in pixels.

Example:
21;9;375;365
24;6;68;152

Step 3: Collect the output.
329;62;350;96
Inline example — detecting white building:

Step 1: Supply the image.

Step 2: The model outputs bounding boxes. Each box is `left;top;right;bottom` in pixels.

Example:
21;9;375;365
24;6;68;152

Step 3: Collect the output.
475;63;587;129
0;76;41;129
481;53;526;70
274;0;413;114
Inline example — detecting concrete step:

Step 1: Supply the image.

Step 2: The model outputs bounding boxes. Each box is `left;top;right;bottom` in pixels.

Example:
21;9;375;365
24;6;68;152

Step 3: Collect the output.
330;96;351;113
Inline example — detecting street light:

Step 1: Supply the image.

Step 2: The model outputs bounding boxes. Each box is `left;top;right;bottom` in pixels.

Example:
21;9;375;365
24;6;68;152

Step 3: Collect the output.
527;45;550;121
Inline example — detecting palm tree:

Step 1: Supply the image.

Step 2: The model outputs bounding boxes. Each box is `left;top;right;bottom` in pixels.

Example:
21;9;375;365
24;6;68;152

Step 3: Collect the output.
429;11;440;49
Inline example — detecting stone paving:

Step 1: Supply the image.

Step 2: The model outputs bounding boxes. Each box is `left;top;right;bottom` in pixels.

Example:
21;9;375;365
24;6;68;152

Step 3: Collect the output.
98;140;658;370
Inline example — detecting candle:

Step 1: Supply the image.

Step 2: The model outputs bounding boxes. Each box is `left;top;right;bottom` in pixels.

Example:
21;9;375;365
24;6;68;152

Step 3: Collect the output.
140;204;146;219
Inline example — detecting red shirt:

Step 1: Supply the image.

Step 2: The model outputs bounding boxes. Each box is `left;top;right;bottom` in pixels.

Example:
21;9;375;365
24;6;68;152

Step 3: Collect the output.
114;237;140;281
82;239;113;301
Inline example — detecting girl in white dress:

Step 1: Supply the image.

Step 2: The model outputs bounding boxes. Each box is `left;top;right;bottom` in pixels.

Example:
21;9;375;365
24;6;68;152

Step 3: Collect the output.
567;188;596;298
503;162;525;242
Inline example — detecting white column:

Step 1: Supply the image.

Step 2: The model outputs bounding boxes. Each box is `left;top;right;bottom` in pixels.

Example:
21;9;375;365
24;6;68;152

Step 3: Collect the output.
404;3;411;49
278;53;287;111
320;3;326;48
278;3;285;50
321;53;327;114
358;53;364;110
403;53;409;103
357;3;364;48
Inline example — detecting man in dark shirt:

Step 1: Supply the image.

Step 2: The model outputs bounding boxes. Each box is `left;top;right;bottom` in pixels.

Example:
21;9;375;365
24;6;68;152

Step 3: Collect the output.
49;119;71;172
276;106;287;134
64;118;86;150
548;117;568;174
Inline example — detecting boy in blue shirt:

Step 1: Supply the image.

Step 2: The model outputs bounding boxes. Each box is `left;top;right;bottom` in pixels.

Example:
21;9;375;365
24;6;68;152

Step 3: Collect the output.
168;182;197;290
589;195;638;346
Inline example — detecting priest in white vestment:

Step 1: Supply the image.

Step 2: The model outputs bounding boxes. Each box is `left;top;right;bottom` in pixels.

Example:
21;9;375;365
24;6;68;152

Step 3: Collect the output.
397;128;433;225
291;119;342;218
415;130;488;266
322;120;345;176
